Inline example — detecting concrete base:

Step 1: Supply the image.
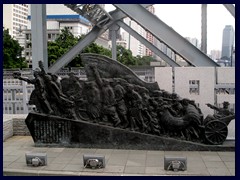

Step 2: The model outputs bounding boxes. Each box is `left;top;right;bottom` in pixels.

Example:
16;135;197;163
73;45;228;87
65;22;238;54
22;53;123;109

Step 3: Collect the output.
26;112;235;151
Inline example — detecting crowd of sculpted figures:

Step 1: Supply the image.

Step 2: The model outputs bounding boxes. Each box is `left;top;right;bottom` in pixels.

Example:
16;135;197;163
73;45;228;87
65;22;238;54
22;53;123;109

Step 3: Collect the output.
14;61;234;144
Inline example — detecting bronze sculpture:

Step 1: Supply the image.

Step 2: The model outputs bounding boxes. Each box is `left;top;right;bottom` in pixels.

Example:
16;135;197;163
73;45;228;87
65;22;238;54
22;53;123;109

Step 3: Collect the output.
14;54;235;149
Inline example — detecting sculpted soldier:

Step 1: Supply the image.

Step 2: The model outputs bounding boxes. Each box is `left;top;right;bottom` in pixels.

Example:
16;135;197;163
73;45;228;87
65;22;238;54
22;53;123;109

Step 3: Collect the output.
13;69;53;114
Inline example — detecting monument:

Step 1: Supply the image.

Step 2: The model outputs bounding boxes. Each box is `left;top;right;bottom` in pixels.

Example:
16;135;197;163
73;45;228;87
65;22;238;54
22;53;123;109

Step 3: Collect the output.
14;53;235;150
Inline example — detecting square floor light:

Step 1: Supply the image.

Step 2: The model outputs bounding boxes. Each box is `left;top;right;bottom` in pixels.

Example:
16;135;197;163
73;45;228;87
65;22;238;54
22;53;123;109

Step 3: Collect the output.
164;155;187;171
83;154;105;169
25;152;47;167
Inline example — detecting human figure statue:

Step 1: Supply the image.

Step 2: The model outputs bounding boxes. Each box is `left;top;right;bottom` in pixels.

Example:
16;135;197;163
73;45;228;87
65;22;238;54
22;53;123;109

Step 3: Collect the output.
205;101;234;121
125;83;147;132
43;74;76;119
65;72;83;99
84;81;102;123
13;70;53;114
90;65;121;127
113;79;129;128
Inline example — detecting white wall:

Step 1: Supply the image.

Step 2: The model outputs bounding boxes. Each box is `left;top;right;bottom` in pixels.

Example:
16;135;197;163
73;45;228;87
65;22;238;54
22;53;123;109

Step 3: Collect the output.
154;67;172;92
174;67;215;116
155;67;235;140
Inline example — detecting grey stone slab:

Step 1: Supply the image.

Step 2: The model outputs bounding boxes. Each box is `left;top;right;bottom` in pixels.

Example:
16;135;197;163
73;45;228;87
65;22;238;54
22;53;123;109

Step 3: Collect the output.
103;165;125;173
224;161;235;169
39;170;80;176
63;164;82;172
69;156;84;165
3;168;39;176
124;166;145;174
187;161;206;168
61;148;81;153
42;163;67;171
146;158;164;167
220;155;235;162
51;157;72;164
95;149;113;154
200;151;219;155
218;151;235;156
147;150;164;155
3;161;13;168
3;155;21;162
201;155;222;162
126;159;146;166
129;150;147;154
112;149;129;154
79;148;97;153
207;167;231;176
186;166;210;176
164;151;185;155
7;162;44;171
15;156;26;163
46;147;65;153
228;168;235;176
128;153;146;160
45;151;61;158
107;157;128;166
204;161;226;168
58;152;76;158
109;153;129;159
145;166;166;175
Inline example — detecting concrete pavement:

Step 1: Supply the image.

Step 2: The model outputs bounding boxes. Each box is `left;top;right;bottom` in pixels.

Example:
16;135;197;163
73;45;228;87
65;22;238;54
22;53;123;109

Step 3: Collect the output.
3;136;235;176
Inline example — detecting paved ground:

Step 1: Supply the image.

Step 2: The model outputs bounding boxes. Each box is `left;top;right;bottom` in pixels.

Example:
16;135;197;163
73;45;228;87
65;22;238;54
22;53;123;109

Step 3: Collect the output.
3;136;235;176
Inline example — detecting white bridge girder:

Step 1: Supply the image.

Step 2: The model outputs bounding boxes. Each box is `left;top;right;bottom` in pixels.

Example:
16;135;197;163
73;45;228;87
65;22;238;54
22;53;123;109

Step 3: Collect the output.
36;4;235;73
113;4;219;67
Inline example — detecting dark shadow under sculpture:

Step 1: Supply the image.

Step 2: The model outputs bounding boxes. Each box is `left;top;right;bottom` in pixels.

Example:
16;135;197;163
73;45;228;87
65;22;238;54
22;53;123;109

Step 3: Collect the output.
13;54;235;150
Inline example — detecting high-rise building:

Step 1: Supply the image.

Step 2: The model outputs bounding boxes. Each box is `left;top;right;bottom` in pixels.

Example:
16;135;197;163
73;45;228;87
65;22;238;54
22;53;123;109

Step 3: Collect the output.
14;4;109;68
210;50;221;61
221;25;234;61
122;17;146;57
145;5;155;56
185;37;200;49
3;4;29;38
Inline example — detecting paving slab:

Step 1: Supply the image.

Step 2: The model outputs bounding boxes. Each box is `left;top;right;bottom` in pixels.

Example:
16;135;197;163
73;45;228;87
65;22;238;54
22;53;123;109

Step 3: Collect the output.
3;136;235;176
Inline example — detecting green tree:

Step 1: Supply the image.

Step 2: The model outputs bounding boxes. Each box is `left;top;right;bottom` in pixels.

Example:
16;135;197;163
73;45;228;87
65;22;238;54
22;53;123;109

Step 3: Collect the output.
135;55;154;66
117;45;136;66
48;27;80;66
48;28;112;67
3;28;27;69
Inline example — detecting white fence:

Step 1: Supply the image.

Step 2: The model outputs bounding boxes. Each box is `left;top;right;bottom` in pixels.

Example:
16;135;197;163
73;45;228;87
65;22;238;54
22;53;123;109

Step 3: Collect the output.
3;67;155;114
3;79;35;114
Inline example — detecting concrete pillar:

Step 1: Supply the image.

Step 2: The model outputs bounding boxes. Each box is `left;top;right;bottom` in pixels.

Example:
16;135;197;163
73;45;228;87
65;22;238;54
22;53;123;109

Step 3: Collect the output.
109;24;120;60
31;4;48;71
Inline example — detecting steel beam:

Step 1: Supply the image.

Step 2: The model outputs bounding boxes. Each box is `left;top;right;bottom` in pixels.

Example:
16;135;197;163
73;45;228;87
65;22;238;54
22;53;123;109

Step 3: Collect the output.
223;4;235;18
114;4;219;67
49;4;152;73
31;4;48;71
201;4;207;54
49;26;104;74
117;21;180;67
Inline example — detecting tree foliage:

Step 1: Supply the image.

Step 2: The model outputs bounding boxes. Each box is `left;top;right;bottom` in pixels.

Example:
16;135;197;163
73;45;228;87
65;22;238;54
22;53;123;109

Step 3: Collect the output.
48;27;155;67
3;28;27;69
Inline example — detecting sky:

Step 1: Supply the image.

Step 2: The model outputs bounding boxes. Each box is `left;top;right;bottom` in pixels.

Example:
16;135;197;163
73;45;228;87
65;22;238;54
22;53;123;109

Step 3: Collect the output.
105;4;235;54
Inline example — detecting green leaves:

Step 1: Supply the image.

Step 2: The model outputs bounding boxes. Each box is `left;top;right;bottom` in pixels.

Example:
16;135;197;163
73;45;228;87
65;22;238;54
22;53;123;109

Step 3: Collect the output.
3;28;27;69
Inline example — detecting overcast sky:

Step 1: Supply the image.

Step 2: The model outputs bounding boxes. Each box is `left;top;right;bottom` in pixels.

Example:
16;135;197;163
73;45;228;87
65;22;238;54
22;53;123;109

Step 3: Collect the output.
105;4;235;54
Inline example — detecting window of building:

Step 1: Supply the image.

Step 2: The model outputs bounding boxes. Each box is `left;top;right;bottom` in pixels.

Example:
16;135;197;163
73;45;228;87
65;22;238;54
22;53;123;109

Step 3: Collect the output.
189;80;200;95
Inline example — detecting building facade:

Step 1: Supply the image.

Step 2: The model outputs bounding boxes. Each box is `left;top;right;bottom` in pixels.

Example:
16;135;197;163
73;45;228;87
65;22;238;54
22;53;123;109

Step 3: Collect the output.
221;25;234;62
3;4;29;38
14;4;110;68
